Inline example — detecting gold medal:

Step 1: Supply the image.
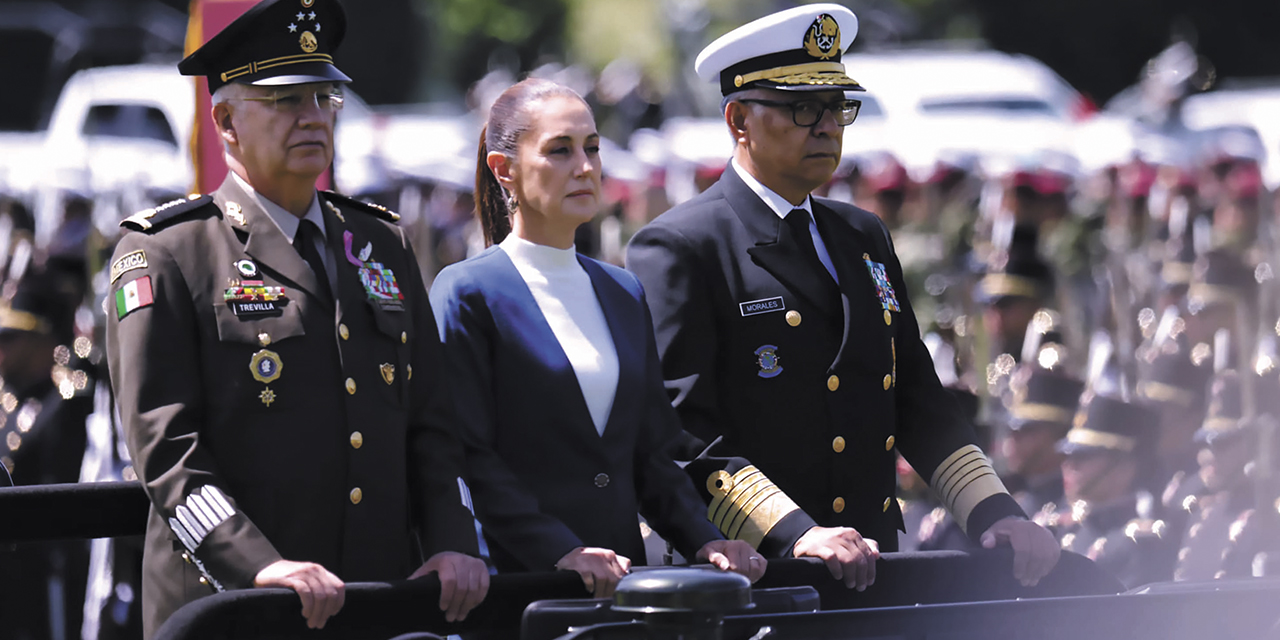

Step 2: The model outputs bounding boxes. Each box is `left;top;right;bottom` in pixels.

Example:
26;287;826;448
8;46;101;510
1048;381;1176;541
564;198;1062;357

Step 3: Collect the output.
250;350;283;384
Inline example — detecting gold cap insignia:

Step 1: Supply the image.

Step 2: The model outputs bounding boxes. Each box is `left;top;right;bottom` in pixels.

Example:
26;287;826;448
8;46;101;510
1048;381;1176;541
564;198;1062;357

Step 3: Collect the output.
803;14;840;60
300;31;318;53
380;363;395;385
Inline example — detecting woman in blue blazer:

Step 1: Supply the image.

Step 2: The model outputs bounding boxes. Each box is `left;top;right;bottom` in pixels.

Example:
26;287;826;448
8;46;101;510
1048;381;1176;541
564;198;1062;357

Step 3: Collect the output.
430;78;764;597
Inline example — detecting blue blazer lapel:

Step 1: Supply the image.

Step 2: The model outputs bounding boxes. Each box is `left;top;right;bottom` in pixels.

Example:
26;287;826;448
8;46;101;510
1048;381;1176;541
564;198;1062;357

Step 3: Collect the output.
578;257;640;444
486;248;603;442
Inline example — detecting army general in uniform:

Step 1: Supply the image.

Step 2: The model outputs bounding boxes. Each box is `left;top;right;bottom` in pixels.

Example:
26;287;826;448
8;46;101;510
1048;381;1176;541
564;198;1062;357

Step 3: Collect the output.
104;1;488;635
626;3;1061;590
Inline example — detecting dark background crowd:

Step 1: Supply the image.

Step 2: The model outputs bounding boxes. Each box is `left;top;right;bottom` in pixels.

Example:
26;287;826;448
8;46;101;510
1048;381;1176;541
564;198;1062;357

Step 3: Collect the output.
3;0;1280;638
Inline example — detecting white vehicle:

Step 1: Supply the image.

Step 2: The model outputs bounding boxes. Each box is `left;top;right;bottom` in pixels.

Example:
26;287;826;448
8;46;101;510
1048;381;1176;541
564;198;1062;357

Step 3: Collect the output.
6;64;196;245
841;47;1087;177
1181;81;1280;189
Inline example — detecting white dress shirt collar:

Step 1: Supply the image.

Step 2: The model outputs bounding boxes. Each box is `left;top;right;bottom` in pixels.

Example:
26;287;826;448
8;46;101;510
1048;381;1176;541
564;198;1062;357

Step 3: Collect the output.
231;171;325;241
730;158;813;220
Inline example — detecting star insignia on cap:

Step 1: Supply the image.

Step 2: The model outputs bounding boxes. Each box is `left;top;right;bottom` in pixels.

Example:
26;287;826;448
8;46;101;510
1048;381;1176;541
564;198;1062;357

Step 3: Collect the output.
288;23;297;33
315;23;321;32
296;12;305;20
308;11;316;20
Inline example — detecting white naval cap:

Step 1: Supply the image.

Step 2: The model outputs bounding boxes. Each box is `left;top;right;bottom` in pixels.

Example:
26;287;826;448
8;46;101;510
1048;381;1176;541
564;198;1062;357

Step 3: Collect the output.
695;3;863;96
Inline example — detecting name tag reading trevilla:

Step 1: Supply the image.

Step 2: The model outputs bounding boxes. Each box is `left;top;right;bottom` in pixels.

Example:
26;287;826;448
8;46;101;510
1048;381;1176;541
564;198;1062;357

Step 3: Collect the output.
739;296;785;317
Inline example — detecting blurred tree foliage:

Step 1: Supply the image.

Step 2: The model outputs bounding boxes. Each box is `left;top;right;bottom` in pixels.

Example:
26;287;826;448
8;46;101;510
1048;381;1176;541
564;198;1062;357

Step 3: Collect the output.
341;0;1280;106
412;0;568;103
968;0;1280;104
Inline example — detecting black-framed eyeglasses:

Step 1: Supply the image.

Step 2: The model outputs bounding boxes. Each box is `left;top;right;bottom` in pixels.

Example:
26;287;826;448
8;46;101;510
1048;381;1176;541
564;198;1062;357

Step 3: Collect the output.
736;98;861;127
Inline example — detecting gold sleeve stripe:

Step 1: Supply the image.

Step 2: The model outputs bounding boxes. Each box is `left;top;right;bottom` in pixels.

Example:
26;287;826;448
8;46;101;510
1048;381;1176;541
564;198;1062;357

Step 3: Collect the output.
706;465;802;549
709;468;769;528
929;445;1010;534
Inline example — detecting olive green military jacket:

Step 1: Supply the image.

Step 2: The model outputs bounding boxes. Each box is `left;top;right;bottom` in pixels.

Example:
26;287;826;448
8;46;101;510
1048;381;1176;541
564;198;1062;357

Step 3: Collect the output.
105;175;478;637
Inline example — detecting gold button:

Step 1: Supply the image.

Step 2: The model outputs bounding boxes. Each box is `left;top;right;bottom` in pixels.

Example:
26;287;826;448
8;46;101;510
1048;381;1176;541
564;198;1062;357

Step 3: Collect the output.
883;374;892;390
258;332;271;346
883;497;892;512
401;331;407;344
832;436;846;453
786;310;802;327
407;364;413;380
339;324;349;340
350;431;363;449
350;488;363;504
833;497;845;513
827;375;839;392
199;576;208;586
346;378;356;394
884;310;892;326
181;552;192;564
885;435;895;451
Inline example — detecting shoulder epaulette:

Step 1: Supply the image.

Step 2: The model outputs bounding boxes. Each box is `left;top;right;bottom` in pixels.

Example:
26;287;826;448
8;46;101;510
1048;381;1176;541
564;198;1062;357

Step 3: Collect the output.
121;194;213;232
320;191;400;223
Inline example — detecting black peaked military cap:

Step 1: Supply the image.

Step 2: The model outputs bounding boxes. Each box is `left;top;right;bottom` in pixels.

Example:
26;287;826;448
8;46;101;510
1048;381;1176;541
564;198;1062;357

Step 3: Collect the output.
1189;249;1255;310
1058;393;1158;458
980;225;1054;303
1137;333;1210;409
1008;368;1085;431
0;270;75;343
179;0;350;94
1194;370;1248;446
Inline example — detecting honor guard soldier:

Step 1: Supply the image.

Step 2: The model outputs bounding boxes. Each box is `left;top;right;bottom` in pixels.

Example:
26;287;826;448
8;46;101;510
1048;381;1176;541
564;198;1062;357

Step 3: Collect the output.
978;224;1056;364
1002;365;1084;518
1170;369;1264;581
104;1;487;635
919;350;1083;553
626;3;1060;591
0;269;93;640
1135;309;1211;489
1050;392;1169;588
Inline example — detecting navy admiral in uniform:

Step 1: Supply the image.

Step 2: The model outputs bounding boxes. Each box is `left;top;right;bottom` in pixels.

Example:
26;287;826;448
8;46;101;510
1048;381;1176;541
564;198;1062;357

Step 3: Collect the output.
626;4;1060;590
104;1;487;635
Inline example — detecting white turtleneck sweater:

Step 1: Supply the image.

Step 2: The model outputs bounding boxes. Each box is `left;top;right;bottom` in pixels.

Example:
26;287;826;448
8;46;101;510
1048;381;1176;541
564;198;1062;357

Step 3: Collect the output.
499;235;619;435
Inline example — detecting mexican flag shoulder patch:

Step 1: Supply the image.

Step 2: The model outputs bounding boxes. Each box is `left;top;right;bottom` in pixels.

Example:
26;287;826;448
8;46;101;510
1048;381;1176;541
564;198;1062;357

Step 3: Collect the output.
115;276;154;319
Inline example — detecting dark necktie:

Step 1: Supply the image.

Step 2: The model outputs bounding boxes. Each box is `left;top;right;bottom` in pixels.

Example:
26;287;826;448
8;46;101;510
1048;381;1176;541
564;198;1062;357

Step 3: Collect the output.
785;208;835;283
294;219;332;302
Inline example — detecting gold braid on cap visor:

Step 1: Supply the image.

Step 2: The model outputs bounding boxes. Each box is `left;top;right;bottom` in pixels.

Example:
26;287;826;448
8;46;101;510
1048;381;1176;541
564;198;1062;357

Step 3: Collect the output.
734;61;855;88
221;53;336;83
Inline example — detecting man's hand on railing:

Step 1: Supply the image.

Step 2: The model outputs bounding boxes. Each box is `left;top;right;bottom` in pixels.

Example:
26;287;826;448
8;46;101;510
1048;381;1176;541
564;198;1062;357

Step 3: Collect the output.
253;560;346;629
697;539;767;583
409;551;490;623
792;526;881;591
980;517;1062;587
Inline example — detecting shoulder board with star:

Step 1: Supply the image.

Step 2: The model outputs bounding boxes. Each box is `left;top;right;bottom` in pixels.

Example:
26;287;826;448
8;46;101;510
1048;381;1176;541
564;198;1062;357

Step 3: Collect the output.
121;194;214;232
320;191;400;223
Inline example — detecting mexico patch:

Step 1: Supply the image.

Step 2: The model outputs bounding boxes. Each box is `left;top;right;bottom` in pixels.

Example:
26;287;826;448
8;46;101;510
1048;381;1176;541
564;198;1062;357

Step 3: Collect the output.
115;276;154;319
110;250;147;284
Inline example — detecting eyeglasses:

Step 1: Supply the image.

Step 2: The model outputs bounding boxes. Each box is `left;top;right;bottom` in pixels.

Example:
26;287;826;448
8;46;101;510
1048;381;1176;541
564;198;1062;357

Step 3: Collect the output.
235;89;345;113
737;98;861;127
